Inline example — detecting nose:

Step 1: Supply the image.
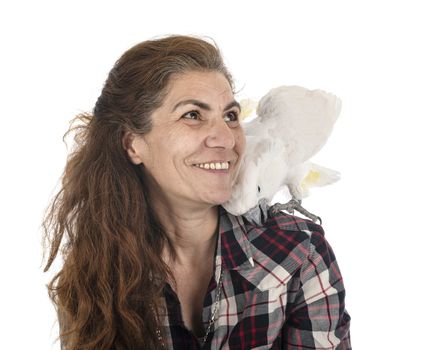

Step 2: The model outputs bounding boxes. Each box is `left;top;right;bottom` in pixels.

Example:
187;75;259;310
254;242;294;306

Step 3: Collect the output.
205;118;235;149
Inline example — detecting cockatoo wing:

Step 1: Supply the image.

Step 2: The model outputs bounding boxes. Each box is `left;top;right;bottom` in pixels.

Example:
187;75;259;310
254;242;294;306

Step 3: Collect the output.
301;162;341;188
255;86;341;164
286;161;341;200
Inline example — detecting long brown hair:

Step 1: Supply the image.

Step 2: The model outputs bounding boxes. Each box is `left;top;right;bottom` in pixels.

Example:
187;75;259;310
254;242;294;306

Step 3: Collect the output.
43;35;234;350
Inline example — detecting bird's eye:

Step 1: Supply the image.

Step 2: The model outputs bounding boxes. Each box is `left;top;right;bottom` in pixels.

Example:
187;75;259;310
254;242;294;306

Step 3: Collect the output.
182;110;200;120
257;186;261;193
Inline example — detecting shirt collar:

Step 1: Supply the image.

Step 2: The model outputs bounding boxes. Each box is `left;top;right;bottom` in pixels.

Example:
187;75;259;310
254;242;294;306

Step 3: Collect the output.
217;205;255;270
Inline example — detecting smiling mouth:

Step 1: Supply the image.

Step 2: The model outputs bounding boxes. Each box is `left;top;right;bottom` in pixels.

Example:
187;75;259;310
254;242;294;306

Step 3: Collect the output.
193;161;230;170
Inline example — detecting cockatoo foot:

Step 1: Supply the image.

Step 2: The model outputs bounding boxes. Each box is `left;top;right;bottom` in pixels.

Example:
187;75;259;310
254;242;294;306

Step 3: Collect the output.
270;199;322;225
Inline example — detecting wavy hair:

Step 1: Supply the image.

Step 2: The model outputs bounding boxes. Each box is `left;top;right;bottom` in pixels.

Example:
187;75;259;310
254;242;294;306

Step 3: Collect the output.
43;35;234;349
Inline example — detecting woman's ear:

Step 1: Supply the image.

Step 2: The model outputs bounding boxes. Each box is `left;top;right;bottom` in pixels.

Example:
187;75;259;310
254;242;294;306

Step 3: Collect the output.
122;132;145;165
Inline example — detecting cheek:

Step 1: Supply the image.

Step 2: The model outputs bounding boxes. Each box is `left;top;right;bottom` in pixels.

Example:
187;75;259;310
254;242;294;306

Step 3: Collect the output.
236;130;246;155
146;135;186;171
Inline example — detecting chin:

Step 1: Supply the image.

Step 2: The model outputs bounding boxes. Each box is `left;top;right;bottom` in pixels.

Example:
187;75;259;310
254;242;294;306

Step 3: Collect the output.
196;184;233;206
207;192;232;206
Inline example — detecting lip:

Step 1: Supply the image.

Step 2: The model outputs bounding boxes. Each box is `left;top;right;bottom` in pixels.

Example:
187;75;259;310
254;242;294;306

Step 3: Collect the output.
193;166;231;175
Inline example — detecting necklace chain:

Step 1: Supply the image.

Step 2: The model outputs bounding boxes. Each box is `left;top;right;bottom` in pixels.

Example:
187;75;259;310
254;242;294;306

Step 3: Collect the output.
155;272;224;349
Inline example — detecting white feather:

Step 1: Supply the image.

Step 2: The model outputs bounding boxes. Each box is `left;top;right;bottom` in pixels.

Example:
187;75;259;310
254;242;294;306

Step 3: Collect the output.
223;85;342;216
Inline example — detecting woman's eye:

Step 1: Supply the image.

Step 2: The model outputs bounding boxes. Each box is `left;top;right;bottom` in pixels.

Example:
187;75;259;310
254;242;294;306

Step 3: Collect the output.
182;110;200;120
224;111;239;122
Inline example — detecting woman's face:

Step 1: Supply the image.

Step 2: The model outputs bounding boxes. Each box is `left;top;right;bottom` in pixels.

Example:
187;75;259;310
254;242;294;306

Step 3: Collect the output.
131;71;246;210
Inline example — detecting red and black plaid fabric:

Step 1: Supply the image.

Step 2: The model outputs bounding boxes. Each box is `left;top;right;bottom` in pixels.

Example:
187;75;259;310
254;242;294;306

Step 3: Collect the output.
159;205;351;349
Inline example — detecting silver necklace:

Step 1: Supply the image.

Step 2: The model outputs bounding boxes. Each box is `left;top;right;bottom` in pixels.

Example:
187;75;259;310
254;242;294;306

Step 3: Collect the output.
156;272;224;349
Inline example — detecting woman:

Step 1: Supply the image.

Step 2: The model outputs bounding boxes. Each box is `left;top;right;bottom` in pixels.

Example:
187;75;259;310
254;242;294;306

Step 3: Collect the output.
43;35;351;349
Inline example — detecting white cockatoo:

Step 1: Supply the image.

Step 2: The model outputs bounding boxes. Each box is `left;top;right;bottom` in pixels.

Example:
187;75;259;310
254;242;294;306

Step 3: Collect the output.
222;85;342;223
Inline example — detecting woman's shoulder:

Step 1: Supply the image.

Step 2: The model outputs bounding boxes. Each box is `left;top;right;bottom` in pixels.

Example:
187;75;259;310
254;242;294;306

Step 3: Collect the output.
219;205;334;275
239;208;343;287
241;207;327;256
219;206;332;293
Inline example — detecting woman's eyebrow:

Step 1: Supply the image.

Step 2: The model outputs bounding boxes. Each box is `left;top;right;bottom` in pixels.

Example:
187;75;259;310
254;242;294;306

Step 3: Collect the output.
171;99;241;113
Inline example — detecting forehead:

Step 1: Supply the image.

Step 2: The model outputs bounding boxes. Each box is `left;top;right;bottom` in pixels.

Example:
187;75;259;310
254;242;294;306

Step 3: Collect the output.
164;71;234;104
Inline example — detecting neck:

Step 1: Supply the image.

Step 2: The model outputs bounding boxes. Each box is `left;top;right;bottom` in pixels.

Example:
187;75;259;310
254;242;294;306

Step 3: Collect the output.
154;200;220;267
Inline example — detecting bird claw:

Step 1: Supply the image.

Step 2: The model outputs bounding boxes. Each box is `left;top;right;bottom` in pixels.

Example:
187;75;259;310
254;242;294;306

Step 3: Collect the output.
269;199;322;225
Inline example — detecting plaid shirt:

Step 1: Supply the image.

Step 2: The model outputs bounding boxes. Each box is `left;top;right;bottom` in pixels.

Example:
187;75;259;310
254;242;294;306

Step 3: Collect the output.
159;205;351;349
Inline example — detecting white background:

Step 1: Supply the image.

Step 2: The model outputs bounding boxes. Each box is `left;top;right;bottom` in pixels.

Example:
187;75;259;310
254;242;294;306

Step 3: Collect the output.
1;1;435;349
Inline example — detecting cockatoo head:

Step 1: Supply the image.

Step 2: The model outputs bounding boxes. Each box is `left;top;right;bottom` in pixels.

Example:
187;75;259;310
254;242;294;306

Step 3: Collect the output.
223;137;288;216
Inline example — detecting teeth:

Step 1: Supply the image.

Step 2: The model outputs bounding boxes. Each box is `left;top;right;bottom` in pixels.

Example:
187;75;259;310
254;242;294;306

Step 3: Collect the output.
194;162;229;170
